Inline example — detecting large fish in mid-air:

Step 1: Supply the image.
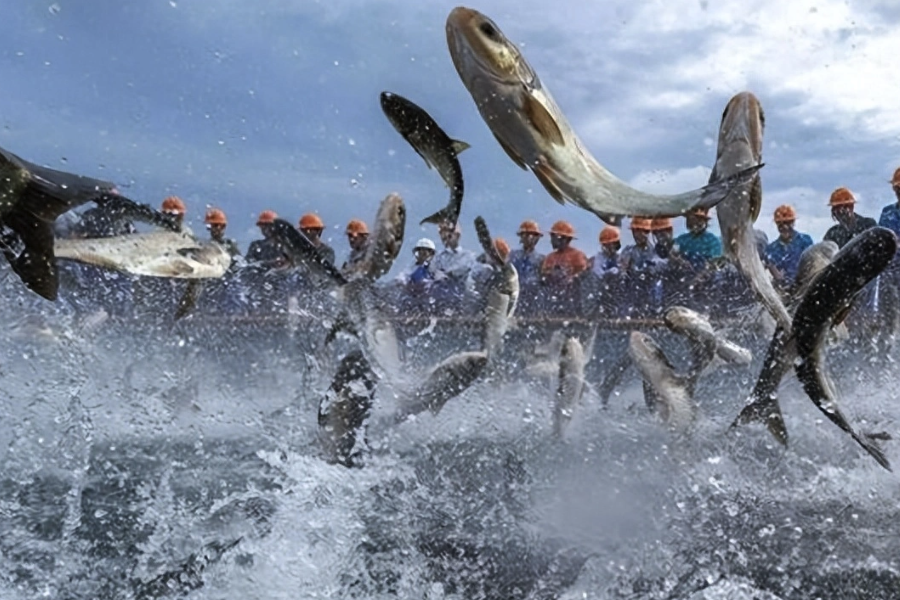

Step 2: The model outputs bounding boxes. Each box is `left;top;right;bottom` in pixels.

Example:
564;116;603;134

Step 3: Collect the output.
628;332;695;432
380;92;469;227
791;227;895;471
445;7;762;224
709;92;791;331
394;350;488;423
55;231;231;278
474;216;519;359
318;349;377;468
552;336;587;439
730;241;839;446
1;144;179;299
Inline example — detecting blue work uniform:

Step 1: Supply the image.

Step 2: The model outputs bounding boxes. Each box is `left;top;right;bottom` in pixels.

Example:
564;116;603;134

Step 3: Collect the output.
673;231;722;269
764;231;813;283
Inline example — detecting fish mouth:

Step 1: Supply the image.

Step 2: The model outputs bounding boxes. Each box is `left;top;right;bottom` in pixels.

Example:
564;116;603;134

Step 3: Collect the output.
720;92;762;150
446;7;514;85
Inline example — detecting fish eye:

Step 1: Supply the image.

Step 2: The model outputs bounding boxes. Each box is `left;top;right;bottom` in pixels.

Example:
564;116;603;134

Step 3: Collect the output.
478;21;497;39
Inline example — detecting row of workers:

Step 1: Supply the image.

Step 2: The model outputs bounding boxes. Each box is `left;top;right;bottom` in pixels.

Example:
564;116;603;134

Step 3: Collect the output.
68;171;900;292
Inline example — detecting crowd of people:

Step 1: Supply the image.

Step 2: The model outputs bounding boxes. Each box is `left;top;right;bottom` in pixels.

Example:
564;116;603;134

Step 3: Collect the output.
51;169;900;322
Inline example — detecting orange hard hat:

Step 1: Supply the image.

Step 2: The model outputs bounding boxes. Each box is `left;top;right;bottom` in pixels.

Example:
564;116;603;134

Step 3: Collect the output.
494;237;510;261
161;196;186;215
549;220;576;238
256;210;278;225
651;217;673;231
204;208;227;226
599;226;620;245
828;187;855;206
891;167;900;186
298;213;325;230
629;217;652;231
517;220;543;236
773;204;797;223
345;219;369;235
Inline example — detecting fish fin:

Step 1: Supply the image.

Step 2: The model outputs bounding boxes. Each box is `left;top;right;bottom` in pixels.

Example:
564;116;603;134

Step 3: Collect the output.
748;174;762;223
451;140;470;155
533;159;567;206
696;163;764;211
419;206;456;227
865;431;892;442
642;380;661;414
729;393;789;447
491;132;528;170
522;94;564;146
174;280;204;321
474;216;503;264
2;208;59;300
833;303;853;327
854;432;892;471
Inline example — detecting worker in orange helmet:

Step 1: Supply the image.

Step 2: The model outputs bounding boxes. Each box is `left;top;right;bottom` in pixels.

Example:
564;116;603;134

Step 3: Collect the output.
246;209;288;267
619;217;658;274
673;208;721;270
204;207;241;257
298;212;335;265
763;204;813;287
341;218;370;276
588;226;621;277
160;196;187;230
823;187;876;248
541;220;588;285
509;219;545;286
877;168;900;240
648;218;674;259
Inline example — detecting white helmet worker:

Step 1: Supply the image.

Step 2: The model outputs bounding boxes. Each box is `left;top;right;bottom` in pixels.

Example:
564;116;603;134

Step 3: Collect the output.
414;238;436;252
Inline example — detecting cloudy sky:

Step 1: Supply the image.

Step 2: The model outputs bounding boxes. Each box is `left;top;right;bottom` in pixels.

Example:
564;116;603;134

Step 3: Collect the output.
2;0;899;266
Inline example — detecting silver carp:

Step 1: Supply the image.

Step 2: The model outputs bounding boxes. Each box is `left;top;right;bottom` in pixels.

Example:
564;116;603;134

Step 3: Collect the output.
55;231;231;278
552;336;586;439
318;349;377;468
628;331;695;432
446;7;761;224
380;93;468;227
710;91;791;331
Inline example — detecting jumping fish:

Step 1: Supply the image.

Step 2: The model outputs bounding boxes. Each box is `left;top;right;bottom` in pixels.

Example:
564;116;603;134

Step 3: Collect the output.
628;331;695;431
664;306;752;370
730;241;839;446
318;349;377;468
268;218;347;285
380;92;468;227
1;144;179;299
552;336;586;439
55;230;231;278
394;350;488;422
710;92;791;331
474;216;519;359
359;192;406;282
791;227;895;471
445;7;762;224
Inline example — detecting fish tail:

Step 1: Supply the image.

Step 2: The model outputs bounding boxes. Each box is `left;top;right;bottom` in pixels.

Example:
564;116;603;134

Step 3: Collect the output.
2;208;58;301
696;163;764;211
854;432;892;471
729;393;789;447
419;206;456;227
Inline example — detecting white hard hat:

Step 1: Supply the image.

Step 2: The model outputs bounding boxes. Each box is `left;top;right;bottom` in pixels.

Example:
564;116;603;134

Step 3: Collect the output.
414;237;436;251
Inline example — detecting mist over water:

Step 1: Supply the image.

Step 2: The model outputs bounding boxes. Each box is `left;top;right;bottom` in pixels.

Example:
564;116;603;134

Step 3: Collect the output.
1;278;899;600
